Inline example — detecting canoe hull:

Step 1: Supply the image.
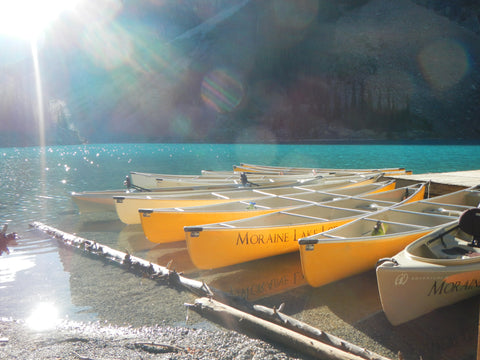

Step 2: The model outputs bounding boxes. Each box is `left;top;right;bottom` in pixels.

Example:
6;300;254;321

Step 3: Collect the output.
298;186;480;288
72;193;117;213
140;207;284;243
185;182;424;269
186;218;357;270
115;197;252;225
377;221;480;325
115;176;382;225
299;230;434;288
377;258;480;326
140;180;397;243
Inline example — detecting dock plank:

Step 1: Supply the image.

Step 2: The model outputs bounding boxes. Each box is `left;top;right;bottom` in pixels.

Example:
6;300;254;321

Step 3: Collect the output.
385;169;480;196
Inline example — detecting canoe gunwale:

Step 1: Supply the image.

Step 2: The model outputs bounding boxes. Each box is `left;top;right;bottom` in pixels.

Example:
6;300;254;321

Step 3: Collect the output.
191;183;425;238
298;216;457;245
404;223;480;266
185;182;419;231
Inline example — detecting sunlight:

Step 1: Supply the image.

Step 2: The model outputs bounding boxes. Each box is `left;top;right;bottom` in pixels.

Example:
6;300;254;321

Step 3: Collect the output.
0;0;80;40
26;302;60;331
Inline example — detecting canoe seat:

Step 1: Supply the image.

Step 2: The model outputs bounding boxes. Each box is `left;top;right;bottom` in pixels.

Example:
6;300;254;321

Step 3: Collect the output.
440;246;480;259
442;246;473;258
442;246;471;256
458;208;480;247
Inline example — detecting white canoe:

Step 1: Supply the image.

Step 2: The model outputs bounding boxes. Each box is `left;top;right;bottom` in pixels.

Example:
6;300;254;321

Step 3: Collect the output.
376;207;480;325
73;172;365;214
128;171;325;190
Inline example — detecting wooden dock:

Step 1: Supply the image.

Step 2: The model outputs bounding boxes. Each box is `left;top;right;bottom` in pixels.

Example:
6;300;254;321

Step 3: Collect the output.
385;169;480;197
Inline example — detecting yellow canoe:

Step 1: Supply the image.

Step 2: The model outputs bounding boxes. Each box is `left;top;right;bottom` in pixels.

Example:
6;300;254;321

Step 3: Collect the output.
115;174;380;225
140;180;396;243
298;185;480;288
185;183;426;269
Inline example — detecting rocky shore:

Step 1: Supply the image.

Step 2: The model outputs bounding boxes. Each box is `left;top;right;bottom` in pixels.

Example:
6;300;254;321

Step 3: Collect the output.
0;318;307;360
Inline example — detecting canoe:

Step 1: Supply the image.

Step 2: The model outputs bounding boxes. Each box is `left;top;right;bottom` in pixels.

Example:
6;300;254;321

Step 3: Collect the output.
140;180;397;244
235;163;413;175
114;175;381;225
73;181;309;214
72;172;349;214
129;171;325;190
297;185;480;288
73;184;282;214
376;208;480;325
184;183;425;269
72;189;142;213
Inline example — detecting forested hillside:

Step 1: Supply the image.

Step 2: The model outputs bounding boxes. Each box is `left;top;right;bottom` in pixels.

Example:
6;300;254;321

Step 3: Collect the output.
0;0;479;146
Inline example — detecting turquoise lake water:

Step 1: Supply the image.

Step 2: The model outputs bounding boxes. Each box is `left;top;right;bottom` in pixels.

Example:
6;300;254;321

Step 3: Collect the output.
0;142;479;355
2;142;479;226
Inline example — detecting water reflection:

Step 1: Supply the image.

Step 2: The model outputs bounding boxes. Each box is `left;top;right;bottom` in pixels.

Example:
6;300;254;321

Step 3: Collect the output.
0;232;93;322
205;252;305;301
26;302;59;331
0;254;35;289
116;224;306;301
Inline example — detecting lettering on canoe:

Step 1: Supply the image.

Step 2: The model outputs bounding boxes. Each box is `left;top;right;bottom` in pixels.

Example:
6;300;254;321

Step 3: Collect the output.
228;271;304;299
428;279;480;296
235;228;327;246
394;273;408;286
236;232;290;245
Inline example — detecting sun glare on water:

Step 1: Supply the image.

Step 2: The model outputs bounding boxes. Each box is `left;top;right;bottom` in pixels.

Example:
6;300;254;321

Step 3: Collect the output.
0;0;80;40
26;302;60;331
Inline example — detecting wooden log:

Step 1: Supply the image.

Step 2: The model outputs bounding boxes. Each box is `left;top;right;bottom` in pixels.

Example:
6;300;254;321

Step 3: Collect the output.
250;304;390;360
189;297;388;360
30;222;390;360
29;221;212;297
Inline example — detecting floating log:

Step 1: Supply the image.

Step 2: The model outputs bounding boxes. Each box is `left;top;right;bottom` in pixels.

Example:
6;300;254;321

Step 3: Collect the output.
188;297;381;360
30;222;391;360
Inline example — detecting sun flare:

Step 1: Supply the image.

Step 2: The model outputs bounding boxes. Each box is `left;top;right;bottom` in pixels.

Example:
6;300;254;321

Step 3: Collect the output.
0;0;80;40
26;302;60;331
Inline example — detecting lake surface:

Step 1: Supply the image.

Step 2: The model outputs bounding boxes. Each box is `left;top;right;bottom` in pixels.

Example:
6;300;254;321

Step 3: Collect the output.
1;142;479;358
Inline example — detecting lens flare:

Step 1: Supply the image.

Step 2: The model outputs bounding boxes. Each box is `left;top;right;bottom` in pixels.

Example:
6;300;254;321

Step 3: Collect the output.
418;39;470;91
200;68;245;113
81;23;133;70
0;0;81;40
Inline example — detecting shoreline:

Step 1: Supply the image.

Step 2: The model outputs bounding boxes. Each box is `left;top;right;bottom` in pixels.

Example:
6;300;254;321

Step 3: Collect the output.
0;318;307;360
